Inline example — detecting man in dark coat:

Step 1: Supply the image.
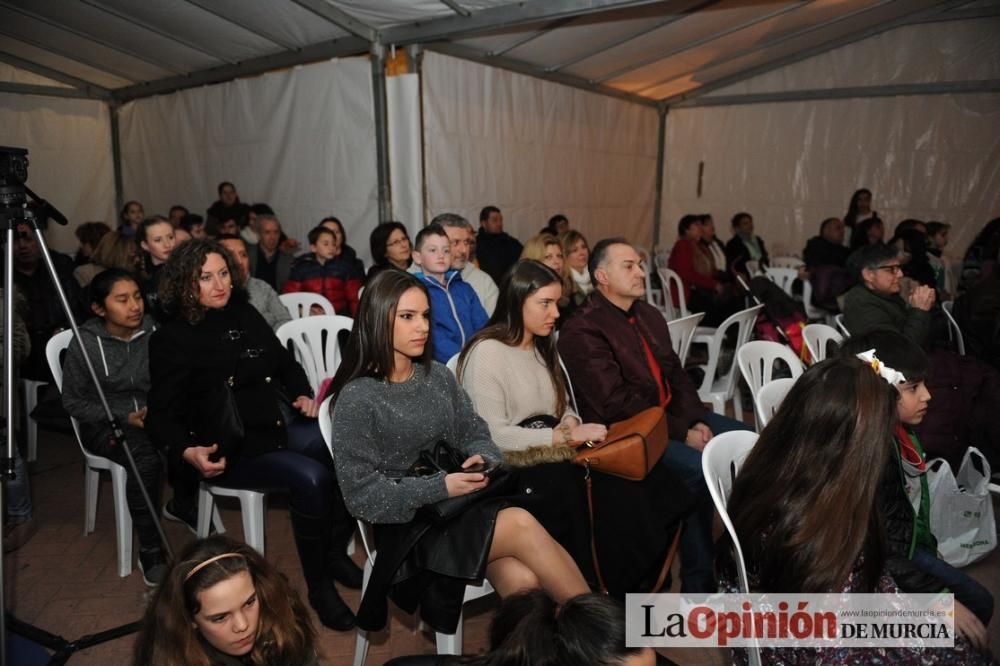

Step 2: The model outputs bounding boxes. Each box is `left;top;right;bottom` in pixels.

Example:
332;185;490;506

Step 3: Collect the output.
475;205;522;285
205;181;249;237
558;238;751;593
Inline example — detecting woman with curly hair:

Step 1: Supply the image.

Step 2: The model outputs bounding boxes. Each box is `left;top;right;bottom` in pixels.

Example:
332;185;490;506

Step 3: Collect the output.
146;239;360;631
134;534;318;665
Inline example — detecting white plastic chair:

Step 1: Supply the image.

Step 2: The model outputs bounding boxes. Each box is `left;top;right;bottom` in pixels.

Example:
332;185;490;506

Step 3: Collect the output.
276;315;354;394
22;378;45;462
637;247;666;314
769;256;802;269
737;341;804;431
46;330;133;578
762;267;798;299
446;353;460;375
701;430;762;666
279;292;335;319
666;312;704;366
834;313;850;337
657;267;689;321
696;305;764;418
755;378;796;429
802;324;843;364
941;301;965;356
317;396;493;663
196;483;266;552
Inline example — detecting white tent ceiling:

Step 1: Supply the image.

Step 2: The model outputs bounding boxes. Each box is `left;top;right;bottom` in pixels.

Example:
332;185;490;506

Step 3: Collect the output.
1;0;997;107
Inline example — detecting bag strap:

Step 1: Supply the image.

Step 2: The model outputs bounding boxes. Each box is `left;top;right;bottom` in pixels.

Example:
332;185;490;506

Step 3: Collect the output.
583;469;681;594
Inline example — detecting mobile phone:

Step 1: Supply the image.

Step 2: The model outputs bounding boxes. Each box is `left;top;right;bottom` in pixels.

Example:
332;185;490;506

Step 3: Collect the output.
464;461;500;477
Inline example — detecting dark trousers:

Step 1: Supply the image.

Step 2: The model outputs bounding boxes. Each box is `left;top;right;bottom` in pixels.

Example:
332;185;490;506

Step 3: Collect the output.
911;549;994;625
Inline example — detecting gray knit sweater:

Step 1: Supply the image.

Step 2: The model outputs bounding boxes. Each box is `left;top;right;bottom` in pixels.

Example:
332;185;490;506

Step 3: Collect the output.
329;361;501;524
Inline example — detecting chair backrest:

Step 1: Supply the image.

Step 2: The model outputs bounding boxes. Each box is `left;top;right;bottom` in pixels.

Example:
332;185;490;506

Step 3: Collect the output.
279;292;335;319
666;312;704;365
701;430;758;593
318;395;376;566
698;305;765;397
275;315;354;393
755;377;796;428
802;323;843;364
446;354;460;375
799;278;827;321
769;256;802;269
636;246;665;314
940;301;965;355
834;313;850;337
45;330;90;458
737;340;804;407
762;267;798;298
656;267;688;320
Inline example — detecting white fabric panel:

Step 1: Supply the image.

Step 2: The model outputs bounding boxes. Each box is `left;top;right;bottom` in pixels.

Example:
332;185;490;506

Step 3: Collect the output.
0;91;115;253
423;52;659;248
660;94;1000;258
707;19;1000;95
118;57;378;265
386;73;425;238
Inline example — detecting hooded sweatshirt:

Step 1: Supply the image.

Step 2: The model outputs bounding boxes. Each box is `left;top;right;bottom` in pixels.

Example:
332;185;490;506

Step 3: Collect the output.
61;315;156;447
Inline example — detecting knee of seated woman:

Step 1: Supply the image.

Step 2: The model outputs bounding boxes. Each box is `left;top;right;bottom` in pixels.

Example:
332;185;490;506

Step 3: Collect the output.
498;507;541;532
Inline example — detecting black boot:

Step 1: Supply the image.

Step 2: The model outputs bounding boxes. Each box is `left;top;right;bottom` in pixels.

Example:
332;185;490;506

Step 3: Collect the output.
290;509;356;631
328;519;364;590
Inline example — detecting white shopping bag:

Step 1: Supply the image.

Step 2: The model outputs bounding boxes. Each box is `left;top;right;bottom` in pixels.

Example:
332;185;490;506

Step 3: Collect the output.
927;447;997;568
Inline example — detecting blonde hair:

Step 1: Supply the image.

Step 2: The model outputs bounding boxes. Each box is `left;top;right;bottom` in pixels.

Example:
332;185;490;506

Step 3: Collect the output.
521;233;572;304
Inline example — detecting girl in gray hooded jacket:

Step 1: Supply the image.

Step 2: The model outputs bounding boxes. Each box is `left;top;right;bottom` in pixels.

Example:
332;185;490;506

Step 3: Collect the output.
61;268;165;586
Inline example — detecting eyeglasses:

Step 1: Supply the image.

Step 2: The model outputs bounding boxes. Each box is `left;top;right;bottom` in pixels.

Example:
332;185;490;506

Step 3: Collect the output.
876;264;903;274
386;238;409;248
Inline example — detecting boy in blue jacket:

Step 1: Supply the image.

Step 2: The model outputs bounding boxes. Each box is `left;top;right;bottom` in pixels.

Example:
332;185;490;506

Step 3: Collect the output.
412;223;488;364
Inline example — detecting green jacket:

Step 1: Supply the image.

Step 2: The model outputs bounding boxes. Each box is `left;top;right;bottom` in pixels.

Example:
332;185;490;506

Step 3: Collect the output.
842;283;931;346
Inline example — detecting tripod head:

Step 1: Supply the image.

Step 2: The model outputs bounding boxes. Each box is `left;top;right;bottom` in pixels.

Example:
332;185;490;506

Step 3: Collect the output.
0;146;68;232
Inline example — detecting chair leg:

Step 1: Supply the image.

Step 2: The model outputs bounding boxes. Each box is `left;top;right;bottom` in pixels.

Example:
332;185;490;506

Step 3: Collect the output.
240;493;266;555
211;504;226;535
732;390;743;422
196;486;214;539
352;560;374;666
84;466;99;535
711;395;725;415
109;465;133;578
347;535;356;557
436;612;463;655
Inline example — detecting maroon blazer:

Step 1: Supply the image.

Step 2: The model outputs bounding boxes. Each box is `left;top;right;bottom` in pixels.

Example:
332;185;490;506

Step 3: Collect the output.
557;291;706;438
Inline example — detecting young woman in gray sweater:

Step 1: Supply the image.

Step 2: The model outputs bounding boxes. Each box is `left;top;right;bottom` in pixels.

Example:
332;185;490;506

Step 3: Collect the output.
327;269;588;634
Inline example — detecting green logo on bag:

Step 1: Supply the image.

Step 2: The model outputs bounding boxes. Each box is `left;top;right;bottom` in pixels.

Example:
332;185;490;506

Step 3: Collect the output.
961;511;981;518
960;540;991;549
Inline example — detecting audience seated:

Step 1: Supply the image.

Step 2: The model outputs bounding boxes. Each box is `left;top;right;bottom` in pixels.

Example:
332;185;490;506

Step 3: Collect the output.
218;234;291;331
560;229;593;306
146;239;359;630
476;205;523;284
247;214;293;292
926;221;956;297
724;211;769;277
283;225;363;316
118;200;144;238
135;535;319;665
720;356;990;663
73;221;110;268
434;213;499;316
6;220;84;380
178;212;208;240
318;216;363;274
838;331;993;628
802;217;852;312
411;223;488;364
366;220;412;282
668;215;740;326
699;213;727;273
241;202;274;246
520;233;576;323
205;181;250;237
959;217;1000;292
558;238;750;593
327;269;589;634
844;187;880;246
459;260;692;594
167;205;188;227
137;215;177;321
889;227;937;288
61;269;166;585
73;230;139;289
954;248;1000;369
543;213;570;236
843;243;935;345
849;216;886;252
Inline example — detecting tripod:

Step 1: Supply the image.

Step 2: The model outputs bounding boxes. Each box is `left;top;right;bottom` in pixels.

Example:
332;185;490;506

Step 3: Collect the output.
1;146;174;664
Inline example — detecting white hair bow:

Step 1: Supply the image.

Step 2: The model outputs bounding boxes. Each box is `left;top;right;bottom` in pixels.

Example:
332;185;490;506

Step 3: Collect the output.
856;349;907;385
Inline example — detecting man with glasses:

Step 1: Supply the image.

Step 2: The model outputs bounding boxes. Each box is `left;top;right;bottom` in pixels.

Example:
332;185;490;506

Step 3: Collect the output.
843;242;936;345
430;212;499;315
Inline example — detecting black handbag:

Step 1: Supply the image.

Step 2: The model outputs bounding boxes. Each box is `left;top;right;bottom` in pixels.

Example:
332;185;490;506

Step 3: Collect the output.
407;441;513;524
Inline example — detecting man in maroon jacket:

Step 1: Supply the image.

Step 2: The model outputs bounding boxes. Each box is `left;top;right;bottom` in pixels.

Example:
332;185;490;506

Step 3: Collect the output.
558;237;750;592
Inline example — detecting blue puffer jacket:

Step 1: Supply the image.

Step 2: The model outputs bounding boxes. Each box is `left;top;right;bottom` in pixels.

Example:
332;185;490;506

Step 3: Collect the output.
415;270;488;364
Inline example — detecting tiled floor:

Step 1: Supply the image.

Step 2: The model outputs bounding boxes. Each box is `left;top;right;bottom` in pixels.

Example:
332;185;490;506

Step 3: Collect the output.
5;429;999;665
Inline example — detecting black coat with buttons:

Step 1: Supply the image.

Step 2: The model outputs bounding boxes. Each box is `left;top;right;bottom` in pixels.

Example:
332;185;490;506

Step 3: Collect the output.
147;295;311;466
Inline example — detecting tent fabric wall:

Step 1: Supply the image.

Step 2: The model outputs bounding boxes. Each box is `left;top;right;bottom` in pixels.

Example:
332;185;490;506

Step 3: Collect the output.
661;20;1000;257
422;52;659;248
0;65;115;253
118;57;379;264
387;72;425;241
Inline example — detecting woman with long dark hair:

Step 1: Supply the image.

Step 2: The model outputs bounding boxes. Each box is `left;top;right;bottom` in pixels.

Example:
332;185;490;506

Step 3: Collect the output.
135;535;318;665
366;220;412;282
844;188;879;235
721;356;989;663
147;240;359;631
457;260;691;595
326;269;589;635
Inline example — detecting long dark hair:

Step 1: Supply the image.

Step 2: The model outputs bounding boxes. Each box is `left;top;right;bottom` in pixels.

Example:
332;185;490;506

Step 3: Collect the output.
368;221;410;267
457;260;568;418
88;267;140;309
158;239;246;324
844;188;876;230
326;270;432;406
134;535;316;666
725;356;895;593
